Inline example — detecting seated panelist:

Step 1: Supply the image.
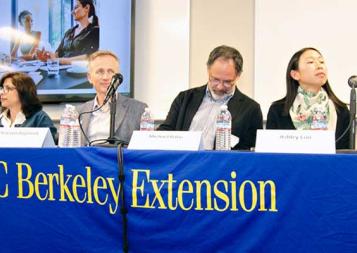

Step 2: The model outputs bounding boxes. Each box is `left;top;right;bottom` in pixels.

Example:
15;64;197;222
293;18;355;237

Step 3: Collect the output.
77;50;147;146
158;45;263;150
266;47;350;149
0;72;57;139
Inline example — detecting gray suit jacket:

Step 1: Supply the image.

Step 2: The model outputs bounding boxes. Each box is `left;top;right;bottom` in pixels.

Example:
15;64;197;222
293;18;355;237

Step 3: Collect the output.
77;94;147;146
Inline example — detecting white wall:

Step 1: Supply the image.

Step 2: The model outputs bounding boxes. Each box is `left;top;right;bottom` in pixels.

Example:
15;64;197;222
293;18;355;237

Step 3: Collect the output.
190;0;254;98
255;0;357;117
134;0;190;119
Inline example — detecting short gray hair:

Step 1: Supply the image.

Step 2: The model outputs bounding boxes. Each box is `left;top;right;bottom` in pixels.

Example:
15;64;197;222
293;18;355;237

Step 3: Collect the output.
88;50;119;71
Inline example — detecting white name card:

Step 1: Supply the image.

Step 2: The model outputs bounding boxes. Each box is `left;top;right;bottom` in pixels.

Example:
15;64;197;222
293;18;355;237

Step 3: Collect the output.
0;128;55;147
128;131;203;151
255;129;335;154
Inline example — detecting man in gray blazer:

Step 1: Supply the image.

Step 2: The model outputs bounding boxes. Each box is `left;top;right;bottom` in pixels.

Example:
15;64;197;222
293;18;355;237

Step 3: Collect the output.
77;50;147;146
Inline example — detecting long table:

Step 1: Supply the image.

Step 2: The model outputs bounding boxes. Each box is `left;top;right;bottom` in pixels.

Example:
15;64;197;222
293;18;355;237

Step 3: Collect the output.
0;147;356;252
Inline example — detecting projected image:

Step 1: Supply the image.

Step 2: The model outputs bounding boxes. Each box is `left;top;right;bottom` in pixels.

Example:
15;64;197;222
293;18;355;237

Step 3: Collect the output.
0;0;133;102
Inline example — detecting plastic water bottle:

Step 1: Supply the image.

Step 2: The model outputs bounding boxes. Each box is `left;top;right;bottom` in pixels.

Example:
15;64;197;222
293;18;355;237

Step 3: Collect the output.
215;105;231;150
140;108;155;131
58;104;81;147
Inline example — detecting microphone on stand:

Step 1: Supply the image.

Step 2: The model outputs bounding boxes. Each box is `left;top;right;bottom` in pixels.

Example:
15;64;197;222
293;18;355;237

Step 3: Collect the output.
103;73;123;105
348;75;357;88
348;75;357;149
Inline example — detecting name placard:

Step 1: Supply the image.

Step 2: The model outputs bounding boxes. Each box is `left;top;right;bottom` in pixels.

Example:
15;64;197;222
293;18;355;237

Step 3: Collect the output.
0;128;55;147
255;129;335;154
128;131;203;151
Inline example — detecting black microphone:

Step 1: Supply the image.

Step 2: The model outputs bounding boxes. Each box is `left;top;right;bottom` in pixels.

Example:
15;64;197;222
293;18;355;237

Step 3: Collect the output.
349;76;357;149
348;75;357;88
103;73;123;105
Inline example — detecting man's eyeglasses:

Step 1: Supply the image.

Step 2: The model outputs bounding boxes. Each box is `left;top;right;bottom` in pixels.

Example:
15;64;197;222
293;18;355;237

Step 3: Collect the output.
94;69;116;78
0;86;16;94
209;77;236;88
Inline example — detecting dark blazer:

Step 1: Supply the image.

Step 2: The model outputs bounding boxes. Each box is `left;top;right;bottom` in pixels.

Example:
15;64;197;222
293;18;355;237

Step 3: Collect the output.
158;85;263;150
266;101;350;149
77;94;147;146
56;23;99;58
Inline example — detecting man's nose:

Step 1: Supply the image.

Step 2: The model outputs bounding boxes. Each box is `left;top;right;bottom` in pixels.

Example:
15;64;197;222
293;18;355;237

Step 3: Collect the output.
216;82;226;90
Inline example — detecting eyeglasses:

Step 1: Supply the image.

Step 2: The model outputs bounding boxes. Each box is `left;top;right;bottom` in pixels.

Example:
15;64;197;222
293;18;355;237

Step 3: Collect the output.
0;86;16;94
209;77;236;88
93;69;116;78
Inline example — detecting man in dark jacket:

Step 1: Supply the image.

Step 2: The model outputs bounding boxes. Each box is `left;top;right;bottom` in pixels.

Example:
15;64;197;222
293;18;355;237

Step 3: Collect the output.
158;45;263;150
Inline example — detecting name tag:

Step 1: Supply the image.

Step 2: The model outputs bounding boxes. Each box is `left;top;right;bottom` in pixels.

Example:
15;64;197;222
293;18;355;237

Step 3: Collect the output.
0;128;55;147
255;129;335;154
128;131;203;151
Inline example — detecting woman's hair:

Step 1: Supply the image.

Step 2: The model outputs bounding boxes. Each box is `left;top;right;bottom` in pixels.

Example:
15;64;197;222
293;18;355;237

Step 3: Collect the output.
18;10;32;27
0;72;42;117
278;47;347;114
79;0;99;27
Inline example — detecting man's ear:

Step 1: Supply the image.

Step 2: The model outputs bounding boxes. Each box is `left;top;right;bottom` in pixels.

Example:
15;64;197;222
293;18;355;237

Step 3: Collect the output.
290;70;300;81
235;73;241;82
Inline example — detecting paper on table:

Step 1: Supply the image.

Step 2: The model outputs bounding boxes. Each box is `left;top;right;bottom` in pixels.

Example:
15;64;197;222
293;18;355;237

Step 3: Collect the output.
39;64;72;71
12;60;44;72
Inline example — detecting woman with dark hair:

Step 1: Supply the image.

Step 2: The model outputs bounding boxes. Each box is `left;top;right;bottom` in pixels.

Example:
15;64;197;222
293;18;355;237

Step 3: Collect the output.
0;72;57;139
11;10;41;60
38;0;99;65
266;47;350;149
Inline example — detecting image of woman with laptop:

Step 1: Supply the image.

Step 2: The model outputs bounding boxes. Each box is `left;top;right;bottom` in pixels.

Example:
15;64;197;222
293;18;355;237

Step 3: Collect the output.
37;0;99;65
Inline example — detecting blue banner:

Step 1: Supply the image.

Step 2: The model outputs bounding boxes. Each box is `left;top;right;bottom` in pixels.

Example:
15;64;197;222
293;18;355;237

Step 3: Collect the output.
0;147;121;253
1;148;357;252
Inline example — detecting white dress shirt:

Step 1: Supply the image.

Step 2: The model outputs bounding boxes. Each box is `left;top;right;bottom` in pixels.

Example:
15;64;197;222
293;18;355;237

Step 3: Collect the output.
87;97;110;144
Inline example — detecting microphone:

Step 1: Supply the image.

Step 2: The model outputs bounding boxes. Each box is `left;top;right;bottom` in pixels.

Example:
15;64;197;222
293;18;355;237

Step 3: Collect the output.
103;73;123;105
348;75;357;88
349;76;357;149
336;76;357;148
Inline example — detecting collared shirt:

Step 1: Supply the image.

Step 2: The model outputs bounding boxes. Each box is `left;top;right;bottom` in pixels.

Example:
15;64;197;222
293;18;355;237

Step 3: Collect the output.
87;97;110;144
0;110;26;127
189;87;234;150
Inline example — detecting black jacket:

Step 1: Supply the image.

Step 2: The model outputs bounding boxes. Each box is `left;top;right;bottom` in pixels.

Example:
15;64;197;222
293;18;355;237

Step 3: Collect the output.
158;85;263;150
266;101;350;149
56;23;99;58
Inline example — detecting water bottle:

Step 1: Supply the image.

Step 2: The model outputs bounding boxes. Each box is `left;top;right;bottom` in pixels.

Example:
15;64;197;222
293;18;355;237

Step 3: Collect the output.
58;104;81;147
215;105;231;150
140;108;155;131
